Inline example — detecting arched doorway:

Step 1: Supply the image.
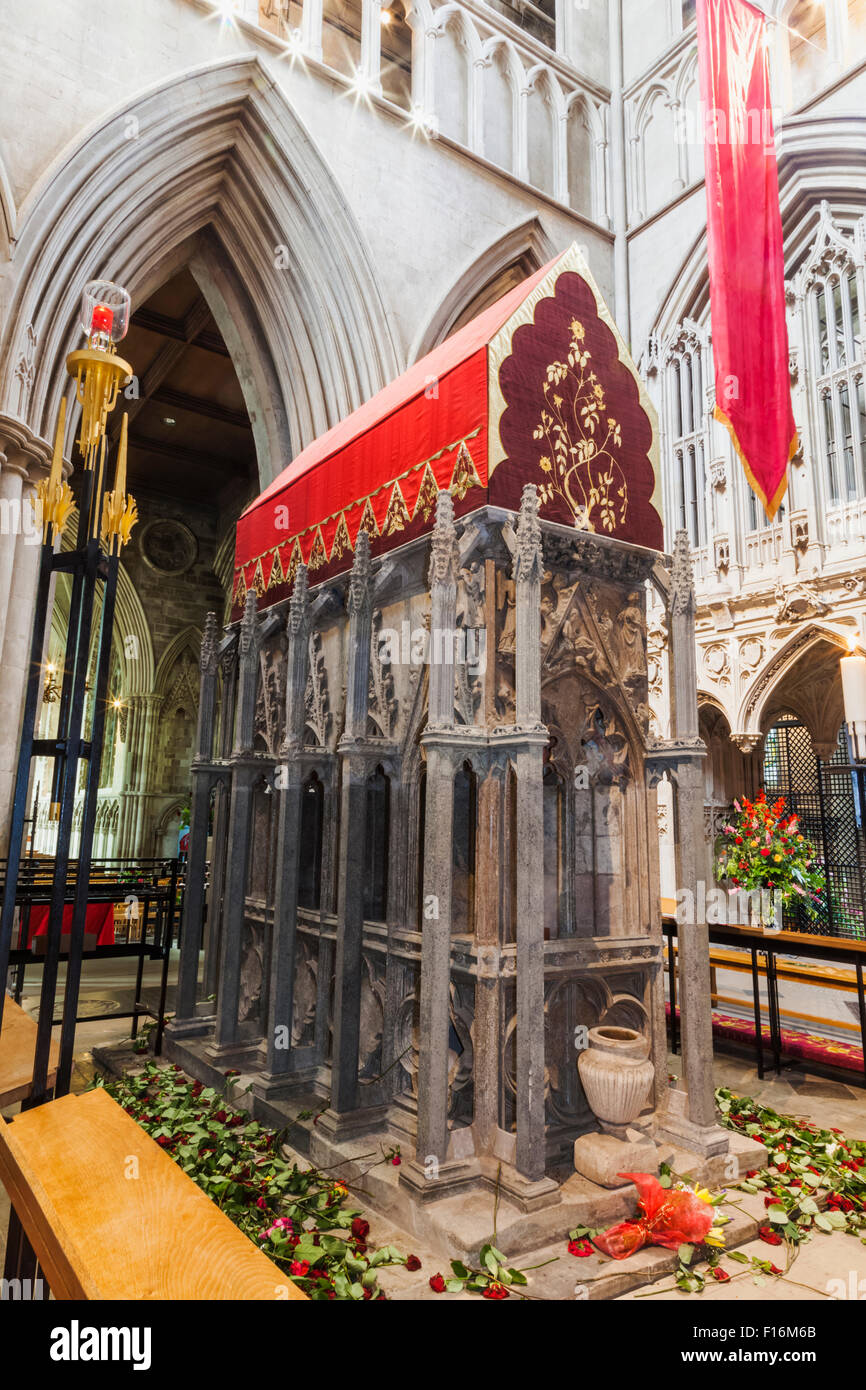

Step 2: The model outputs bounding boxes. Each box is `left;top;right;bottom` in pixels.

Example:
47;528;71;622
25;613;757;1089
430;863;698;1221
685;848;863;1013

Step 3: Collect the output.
0;55;397;856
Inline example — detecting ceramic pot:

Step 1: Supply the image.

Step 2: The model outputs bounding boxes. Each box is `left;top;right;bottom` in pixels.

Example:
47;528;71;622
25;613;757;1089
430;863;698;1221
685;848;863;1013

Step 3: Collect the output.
577;1025;654;1133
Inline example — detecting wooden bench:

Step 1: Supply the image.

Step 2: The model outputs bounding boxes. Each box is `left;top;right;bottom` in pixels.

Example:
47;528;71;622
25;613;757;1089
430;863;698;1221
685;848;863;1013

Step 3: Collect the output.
0;997;60;1109
0;1087;306;1300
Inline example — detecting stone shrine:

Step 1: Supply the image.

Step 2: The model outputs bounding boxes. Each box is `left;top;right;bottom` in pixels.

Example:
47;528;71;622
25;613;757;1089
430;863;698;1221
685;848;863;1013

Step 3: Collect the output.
167;248;735;1246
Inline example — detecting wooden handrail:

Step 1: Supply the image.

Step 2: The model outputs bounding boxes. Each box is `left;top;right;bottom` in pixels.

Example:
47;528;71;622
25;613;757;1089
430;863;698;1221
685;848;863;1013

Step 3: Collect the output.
0;1088;306;1301
0;998;60;1109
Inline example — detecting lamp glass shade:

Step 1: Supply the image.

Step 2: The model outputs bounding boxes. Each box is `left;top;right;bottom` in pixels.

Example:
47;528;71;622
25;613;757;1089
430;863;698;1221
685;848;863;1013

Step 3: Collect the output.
841;653;866;724
79;280;131;345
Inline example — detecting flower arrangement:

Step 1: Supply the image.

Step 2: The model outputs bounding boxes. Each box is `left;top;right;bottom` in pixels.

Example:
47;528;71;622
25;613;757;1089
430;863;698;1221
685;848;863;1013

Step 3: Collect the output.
713;789;825;917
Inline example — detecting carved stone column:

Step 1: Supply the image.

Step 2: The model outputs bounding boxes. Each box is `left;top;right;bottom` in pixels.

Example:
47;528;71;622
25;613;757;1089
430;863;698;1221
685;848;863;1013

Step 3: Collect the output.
403;492;471;1194
0;420;51;857
323;536;378;1125
175;611;219;1026
259;567;310;1089
510;486;554;1188
203;642;237;1001
212;592;260;1054
654;531;728;1155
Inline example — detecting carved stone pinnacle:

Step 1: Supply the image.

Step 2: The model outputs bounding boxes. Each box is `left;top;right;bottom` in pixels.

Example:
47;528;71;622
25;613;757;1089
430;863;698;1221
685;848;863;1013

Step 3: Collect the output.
200;611;218;676
428;489;459;589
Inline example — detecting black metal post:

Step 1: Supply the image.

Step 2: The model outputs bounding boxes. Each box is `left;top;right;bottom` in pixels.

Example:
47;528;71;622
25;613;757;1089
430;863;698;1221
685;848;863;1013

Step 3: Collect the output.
54;549;120;1096
750;945;764;1080
27;463;105;1106
666;920;678;1054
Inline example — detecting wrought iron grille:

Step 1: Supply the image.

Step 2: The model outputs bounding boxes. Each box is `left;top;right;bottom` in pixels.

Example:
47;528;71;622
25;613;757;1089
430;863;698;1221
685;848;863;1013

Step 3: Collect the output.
763;713;866;939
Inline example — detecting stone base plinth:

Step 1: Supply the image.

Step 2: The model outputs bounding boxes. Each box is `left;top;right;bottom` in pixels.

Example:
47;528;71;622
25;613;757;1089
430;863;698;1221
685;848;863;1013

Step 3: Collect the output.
161;1033;768;1265
315;1105;389;1141
573;1132;670;1188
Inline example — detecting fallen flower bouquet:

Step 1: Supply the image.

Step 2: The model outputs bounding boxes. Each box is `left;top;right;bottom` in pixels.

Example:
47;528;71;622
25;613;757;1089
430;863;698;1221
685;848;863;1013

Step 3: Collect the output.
593;1172;726;1260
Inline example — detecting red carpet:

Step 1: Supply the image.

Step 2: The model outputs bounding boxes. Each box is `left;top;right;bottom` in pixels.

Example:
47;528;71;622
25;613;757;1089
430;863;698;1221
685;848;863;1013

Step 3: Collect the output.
666;1003;864;1073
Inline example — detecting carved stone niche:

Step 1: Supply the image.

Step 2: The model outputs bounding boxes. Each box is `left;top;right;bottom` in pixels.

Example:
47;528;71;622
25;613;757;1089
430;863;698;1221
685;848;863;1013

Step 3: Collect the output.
254;633;287;756
239;918;265;1030
713;537;730;574
789;512;809;554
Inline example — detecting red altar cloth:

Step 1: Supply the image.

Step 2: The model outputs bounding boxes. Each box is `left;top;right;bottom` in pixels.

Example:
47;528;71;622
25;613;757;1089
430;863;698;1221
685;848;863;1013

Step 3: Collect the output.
234;242;664;615
26;901;116;950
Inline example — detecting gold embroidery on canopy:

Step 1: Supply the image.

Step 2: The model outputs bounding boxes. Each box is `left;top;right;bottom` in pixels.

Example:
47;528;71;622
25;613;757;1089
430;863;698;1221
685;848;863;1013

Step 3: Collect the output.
285;538;302;588
414;464;439;522
233;428;484;601
450;442;483;501
330;513;352;561
384;480;411;535
308;527;328;571
268;546;285;590
356;497;380;541
532;318;627;533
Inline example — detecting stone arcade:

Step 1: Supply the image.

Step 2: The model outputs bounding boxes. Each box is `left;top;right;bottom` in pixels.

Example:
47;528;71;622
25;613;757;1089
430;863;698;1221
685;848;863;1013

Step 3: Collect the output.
166;258;744;1252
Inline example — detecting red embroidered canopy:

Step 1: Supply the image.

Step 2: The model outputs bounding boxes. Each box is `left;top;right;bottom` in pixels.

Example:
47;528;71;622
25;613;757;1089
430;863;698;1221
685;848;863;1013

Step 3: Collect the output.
233;242;663;614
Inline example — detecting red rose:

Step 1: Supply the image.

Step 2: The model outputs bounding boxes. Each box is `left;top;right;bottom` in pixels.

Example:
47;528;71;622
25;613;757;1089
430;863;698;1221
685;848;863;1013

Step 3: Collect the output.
735;836;743;845
256;1196;267;1209
768;1263;783;1276
482;1281;509;1300
760;848;771;857
391;1154;401;1166
429;1273;447;1293
758;1226;783;1246
568;1238;593;1257
351;1217;370;1243
290;1260;310;1277
710;1267;730;1282
406;1255;422;1271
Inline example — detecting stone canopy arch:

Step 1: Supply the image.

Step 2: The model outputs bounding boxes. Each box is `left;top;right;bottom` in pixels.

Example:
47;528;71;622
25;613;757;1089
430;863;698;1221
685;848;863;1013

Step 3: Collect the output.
0;54;398;483
736;623;848;758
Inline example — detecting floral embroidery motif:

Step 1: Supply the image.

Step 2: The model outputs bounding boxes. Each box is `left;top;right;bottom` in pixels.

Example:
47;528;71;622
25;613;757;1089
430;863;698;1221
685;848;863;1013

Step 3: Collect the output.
532;318;628;534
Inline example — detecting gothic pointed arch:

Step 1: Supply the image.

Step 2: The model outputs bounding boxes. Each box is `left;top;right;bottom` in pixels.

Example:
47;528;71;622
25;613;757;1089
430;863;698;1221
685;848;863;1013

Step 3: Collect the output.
0;55;398;479
154;624;203;701
410;216;557;358
0;153;15;260
736;622;848;751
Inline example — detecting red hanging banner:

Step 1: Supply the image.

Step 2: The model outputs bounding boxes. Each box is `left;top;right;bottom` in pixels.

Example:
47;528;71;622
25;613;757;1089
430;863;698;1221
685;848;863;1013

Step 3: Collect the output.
697;0;797;520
